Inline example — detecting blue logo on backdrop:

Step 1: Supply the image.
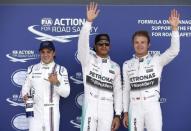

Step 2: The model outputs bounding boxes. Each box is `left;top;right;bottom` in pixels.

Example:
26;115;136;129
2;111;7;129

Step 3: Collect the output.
1;5;191;131
75;51;80;64
11;113;29;131
70;116;81;129
70;92;84;128
11;69;27;87
75;92;84;108
6;50;39;63
6;92;25;107
70;72;83;84
28;18;98;43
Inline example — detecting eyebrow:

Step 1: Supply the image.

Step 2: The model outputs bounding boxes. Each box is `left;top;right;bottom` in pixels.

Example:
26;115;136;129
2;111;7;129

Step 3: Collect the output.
41;50;52;53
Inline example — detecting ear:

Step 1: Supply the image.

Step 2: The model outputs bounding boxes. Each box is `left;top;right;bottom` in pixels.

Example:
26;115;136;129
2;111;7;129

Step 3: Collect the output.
94;44;97;51
109;44;111;49
108;44;111;51
53;51;56;56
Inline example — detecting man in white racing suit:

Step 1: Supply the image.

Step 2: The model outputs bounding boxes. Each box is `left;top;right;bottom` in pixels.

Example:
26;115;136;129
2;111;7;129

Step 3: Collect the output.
123;9;180;131
78;2;122;131
22;41;70;131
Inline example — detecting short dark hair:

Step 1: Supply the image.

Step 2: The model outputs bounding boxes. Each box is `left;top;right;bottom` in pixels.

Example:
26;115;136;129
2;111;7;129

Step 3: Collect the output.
39;41;56;59
132;30;150;44
95;33;110;44
39;41;55;52
93;33;110;52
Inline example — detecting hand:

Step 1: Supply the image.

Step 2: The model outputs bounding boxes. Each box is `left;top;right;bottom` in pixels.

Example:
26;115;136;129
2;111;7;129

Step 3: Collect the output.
123;113;128;128
48;72;60;85
23;94;29;104
169;9;180;31
111;116;120;131
87;2;100;22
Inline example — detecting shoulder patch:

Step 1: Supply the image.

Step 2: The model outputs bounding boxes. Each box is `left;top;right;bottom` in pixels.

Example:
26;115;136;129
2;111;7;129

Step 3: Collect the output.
123;59;135;69
59;66;66;76
27;65;35;74
33;63;41;71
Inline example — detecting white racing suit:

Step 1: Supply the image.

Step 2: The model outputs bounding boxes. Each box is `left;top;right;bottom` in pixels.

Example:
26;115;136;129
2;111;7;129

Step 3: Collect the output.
123;31;180;131
22;61;70;131
78;21;122;131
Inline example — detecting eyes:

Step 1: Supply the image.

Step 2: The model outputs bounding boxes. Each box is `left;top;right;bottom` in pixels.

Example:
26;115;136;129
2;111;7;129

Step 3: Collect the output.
40;49;54;55
41;51;51;54
134;41;147;44
97;43;110;47
133;36;148;45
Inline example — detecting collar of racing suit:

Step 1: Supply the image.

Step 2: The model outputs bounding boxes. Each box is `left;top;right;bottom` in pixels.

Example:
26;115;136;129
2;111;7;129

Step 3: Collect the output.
133;53;150;62
95;54;111;64
40;61;55;69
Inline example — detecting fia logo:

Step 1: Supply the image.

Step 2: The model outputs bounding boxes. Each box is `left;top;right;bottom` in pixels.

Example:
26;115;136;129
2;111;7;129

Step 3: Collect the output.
41;18;53;26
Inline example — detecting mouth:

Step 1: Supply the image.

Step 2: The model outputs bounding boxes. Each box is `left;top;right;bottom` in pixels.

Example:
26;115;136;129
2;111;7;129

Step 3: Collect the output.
100;49;108;52
137;46;144;50
43;57;50;61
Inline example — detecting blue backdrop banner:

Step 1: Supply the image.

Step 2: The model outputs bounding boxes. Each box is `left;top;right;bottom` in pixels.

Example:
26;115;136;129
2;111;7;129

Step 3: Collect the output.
0;5;191;131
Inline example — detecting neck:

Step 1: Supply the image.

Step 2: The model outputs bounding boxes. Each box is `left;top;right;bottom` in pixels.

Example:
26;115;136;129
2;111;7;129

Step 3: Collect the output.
135;52;148;58
41;60;54;65
96;53;108;58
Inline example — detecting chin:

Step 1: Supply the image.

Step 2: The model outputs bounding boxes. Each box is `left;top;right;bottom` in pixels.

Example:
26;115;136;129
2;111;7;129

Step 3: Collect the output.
43;60;51;64
101;53;108;56
101;51;108;54
137;52;147;56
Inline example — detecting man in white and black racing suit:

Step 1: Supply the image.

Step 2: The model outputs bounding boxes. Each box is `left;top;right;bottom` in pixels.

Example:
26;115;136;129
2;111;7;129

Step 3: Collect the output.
22;41;70;131
123;9;180;131
78;2;122;131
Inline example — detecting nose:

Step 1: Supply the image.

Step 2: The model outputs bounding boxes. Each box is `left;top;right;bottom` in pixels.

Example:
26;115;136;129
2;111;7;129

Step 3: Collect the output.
102;44;107;47
43;52;50;57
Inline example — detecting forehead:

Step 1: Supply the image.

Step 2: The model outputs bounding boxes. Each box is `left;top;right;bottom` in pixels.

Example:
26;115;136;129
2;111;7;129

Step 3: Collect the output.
134;35;148;41
99;35;108;40
40;48;54;53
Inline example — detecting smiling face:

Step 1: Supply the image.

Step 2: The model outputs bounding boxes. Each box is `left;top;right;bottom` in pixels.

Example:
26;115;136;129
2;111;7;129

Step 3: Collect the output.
132;31;150;58
94;34;110;58
40;48;55;64
95;39;110;58
133;35;150;57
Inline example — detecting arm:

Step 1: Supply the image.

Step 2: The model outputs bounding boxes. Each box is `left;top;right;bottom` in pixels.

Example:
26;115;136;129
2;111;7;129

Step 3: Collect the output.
113;66;122;116
111;65;122;131
159;9;180;66
21;66;33;102
77;2;100;66
122;62;131;113
77;21;92;66
122;62;131;128
54;66;70;98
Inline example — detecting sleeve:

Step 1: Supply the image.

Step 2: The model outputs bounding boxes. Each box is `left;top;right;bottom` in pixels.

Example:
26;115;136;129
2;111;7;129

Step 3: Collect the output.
122;62;131;113
159;31;180;67
77;21;92;66
113;66;123;116
21;66;33;97
54;66;70;98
